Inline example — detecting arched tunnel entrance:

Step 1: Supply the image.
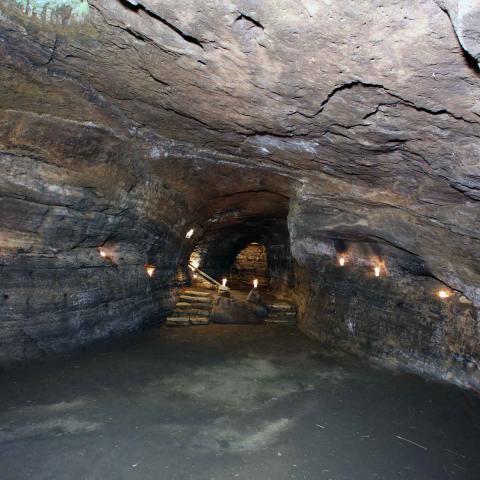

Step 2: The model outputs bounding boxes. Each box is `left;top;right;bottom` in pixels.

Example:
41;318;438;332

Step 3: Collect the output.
189;242;270;291
172;190;297;326
185;216;294;299
175;216;297;328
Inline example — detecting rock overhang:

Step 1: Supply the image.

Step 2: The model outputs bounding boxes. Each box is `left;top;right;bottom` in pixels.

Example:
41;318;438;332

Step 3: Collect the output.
0;0;479;387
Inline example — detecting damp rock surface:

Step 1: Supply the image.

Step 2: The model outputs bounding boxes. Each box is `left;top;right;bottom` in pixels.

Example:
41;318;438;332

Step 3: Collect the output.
0;0;479;389
1;325;480;480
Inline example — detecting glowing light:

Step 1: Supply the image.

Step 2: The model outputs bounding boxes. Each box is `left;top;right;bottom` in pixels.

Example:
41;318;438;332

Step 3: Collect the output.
99;248;107;258
253;279;259;288
438;289;451;299
193;273;197;279
222;278;227;287
374;265;381;277
190;258;200;269
338;255;346;267
145;264;155;277
185;228;194;239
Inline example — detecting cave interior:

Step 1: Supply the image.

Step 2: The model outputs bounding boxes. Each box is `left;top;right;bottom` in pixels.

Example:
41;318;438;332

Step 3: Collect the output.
1;1;480;479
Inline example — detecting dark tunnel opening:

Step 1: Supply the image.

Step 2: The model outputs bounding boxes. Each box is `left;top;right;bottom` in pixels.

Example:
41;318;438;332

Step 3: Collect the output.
186;216;295;300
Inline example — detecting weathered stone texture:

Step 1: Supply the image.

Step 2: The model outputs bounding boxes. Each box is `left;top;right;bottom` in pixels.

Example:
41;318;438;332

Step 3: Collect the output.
293;240;480;389
230;243;269;289
0;111;182;361
0;1;479;390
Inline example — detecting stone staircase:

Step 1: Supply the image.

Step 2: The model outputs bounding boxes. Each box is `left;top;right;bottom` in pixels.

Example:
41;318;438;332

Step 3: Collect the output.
165;288;297;326
265;301;297;325
165;289;213;326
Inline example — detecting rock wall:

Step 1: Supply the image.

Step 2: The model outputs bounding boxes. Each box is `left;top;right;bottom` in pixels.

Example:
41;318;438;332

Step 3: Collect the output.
0;110;184;362
292;237;480;390
230;244;269;289
0;0;479;392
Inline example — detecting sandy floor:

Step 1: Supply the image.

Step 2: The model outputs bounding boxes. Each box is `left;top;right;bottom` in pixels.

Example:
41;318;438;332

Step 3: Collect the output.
0;325;479;480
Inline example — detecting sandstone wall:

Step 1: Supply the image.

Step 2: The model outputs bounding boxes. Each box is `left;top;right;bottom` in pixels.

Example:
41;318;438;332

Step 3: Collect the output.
292;237;480;391
0;111;183;362
0;0;479;392
230;244;269;289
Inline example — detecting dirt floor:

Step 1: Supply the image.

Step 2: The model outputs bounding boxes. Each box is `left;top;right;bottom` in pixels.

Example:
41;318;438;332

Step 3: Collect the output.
1;324;479;480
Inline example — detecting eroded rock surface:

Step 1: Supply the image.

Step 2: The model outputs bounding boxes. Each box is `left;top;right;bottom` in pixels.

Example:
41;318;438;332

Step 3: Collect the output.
0;1;479;388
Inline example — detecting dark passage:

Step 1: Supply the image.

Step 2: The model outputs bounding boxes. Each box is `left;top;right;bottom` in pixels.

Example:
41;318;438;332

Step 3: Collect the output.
1;325;479;480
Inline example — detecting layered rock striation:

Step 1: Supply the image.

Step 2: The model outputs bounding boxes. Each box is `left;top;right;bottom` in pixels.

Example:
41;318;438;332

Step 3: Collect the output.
0;1;479;388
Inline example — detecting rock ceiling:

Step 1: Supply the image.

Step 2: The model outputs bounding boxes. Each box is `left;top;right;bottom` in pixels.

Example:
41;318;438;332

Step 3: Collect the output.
0;0;479;310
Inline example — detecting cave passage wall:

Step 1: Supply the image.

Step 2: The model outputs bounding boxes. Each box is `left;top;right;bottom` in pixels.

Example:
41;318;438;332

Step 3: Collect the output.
0;0;479;389
0;111;186;361
293;239;479;389
230;243;269;289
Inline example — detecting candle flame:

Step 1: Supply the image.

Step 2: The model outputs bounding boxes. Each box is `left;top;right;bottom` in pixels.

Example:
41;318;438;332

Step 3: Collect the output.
145;265;155;277
374;265;381;277
185;228;194;239
338;255;346;267
222;278;227;287
438;289;451;299
253;279;258;288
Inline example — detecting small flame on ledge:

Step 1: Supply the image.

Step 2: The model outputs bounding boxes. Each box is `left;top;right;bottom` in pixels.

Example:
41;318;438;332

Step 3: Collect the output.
145;264;156;277
437;289;451;299
253;279;259;288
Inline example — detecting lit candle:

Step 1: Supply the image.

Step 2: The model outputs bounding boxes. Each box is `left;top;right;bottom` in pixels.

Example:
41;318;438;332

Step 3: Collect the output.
145;265;155;277
253;279;258;288
338;255;346;267
222;278;227;287
99;248;107;258
185;228;194;239
437;289;450;299
374;265;381;277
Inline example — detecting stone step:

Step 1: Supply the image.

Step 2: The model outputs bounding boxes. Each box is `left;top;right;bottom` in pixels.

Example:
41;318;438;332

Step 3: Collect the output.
175;302;212;310
268;311;297;316
166;317;190;326
267;315;297;320
267;311;296;317
189;317;209;325
171;309;210;317
182;290;211;297
268;311;297;317
166;316;209;326
178;295;212;304
265;318;297;325
266;302;296;312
